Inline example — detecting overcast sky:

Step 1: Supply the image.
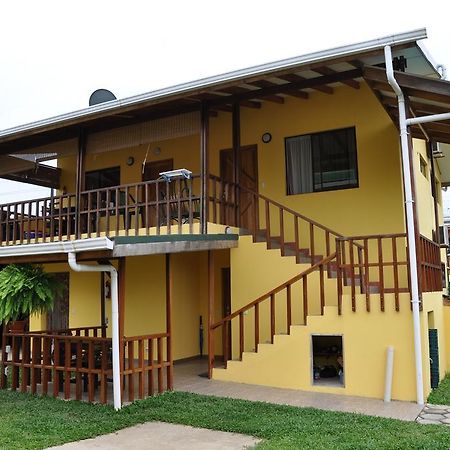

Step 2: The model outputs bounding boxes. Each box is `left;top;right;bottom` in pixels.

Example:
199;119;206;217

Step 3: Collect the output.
0;1;449;203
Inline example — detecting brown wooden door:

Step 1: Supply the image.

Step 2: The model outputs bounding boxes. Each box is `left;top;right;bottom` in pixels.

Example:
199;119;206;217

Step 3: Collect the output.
46;273;69;331
142;159;174;227
220;145;258;230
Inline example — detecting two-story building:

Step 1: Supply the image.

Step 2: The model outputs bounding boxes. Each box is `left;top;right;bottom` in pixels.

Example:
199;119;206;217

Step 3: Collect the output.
1;28;450;409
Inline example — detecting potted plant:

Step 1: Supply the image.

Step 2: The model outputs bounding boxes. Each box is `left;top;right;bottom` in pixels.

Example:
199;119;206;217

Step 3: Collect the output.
0;264;62;333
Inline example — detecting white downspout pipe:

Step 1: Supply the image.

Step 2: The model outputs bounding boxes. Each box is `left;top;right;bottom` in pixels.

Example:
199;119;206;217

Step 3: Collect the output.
384;45;424;405
68;252;122;410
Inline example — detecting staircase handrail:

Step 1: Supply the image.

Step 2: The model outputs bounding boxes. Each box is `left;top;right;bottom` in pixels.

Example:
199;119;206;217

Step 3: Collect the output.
211;252;336;330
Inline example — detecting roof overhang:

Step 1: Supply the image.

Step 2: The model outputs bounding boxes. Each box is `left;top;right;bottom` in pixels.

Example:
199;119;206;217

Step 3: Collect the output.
0;28;434;156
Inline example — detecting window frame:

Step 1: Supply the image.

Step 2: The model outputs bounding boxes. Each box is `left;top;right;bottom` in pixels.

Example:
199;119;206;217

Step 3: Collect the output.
85;166;121;191
284;126;359;195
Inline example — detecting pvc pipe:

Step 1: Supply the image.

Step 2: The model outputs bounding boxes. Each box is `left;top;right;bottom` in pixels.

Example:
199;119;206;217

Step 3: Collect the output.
406;113;450;126
67;252;121;410
384;346;395;402
384;45;424;405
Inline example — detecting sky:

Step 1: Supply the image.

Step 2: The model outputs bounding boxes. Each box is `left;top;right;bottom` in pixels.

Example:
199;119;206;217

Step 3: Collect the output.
0;0;449;203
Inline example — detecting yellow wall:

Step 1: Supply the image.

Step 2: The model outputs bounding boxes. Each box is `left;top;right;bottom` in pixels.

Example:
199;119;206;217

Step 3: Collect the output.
444;303;450;372
215;292;445;401
31;250;230;361
58;82;406;238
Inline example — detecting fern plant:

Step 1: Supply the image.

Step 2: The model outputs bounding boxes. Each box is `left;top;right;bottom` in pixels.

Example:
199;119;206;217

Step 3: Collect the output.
0;264;63;324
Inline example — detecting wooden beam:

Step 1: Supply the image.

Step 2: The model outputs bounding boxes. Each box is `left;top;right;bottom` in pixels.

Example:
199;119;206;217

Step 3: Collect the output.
0;250;114;265
381;95;450;116
364;66;450;102
165;254;173;390
200;102;209;234
209;69;362;106
218;86;284;104
207;250;215;379
313;66;360;89
249;79;309;100
232;103;241;227
1;164;61;189
277;73;334;94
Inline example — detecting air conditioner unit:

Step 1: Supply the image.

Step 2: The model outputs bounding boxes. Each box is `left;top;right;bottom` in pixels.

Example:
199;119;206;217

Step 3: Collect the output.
432;142;445;159
439;225;449;247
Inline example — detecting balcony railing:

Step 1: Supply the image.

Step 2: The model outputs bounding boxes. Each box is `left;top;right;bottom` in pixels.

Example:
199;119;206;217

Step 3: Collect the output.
0;174;239;246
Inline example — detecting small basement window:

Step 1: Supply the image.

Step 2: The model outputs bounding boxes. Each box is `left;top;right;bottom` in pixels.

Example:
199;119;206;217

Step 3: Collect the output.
312;335;344;387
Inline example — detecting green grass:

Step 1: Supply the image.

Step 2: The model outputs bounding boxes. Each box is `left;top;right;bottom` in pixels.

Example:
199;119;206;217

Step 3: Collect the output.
1;390;450;450
428;374;450;405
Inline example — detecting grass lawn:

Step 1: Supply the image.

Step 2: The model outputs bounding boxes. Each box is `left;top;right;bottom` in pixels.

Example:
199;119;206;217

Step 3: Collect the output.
428;374;450;405
1;390;450;450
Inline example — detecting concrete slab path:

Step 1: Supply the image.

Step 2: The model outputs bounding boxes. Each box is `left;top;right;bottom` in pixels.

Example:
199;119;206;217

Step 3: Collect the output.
47;422;260;450
416;403;450;425
174;360;423;421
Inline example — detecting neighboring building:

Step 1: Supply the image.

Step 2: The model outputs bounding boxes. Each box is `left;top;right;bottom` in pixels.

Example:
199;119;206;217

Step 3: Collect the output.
1;28;449;408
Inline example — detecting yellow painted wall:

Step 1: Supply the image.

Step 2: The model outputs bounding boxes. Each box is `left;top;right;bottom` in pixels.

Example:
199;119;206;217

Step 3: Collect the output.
215;292;444;401
57;83;406;238
31;250;230;361
443;303;450;372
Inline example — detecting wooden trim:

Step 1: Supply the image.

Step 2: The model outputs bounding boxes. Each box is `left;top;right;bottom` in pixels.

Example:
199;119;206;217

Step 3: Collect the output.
207;250;215;378
165;254;173;390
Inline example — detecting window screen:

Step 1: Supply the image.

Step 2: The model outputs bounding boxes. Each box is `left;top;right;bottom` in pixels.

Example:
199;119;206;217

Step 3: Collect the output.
286;127;358;194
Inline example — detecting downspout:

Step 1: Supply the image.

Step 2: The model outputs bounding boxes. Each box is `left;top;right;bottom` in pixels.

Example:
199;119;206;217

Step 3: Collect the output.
67;252;121;410
384;45;424;405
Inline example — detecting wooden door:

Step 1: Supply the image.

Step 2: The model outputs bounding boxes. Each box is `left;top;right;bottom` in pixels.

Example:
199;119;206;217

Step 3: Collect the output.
220;145;258;230
46;273;69;331
142;159;174;227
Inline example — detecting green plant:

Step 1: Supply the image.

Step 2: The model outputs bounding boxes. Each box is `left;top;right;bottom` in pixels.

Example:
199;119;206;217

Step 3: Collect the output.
0;264;63;324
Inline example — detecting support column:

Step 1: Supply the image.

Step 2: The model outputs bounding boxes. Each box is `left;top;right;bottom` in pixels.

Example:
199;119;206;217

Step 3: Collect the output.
207;250;215;379
165;253;173;390
118;258;126;396
428;141;441;242
200;102;210;234
100;272;106;337
232;103;241;227
75;130;87;239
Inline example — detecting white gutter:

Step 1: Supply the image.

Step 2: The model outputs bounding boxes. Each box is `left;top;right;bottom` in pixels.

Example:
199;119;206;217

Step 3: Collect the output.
384;45;424;405
68;252;121;411
0;29;427;142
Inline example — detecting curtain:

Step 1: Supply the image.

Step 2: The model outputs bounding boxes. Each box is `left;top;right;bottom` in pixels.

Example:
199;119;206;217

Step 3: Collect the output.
286;135;313;194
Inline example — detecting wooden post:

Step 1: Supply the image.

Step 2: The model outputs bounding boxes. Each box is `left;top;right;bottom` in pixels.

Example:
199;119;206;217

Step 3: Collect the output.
165;254;173;390
232;103;241;227
200;102;210;234
75;130;87;239
428;141;440;242
207;250;215;378
118;258;126;396
100;272;106;335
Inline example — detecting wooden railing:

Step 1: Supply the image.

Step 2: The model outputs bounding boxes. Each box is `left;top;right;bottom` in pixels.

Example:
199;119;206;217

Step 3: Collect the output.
80;176;201;239
419;234;443;293
335;234;409;312
121;333;172;403
210;253;336;369
207;175;237;226
0;331;112;403
236;185;355;265
31;325;107;338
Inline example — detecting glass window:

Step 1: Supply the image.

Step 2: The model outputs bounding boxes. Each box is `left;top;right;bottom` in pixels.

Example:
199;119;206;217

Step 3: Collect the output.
285;127;358;195
85;166;120;191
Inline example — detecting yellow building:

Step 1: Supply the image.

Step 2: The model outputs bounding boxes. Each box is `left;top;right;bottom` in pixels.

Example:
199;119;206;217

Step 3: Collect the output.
0;28;450;409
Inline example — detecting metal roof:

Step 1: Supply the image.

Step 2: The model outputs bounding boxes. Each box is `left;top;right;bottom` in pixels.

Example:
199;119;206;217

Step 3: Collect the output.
0;28;432;144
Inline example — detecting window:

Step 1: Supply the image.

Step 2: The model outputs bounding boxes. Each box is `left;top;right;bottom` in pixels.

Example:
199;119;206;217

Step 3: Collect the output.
419;155;428;179
285;127;358;195
85;166;120;191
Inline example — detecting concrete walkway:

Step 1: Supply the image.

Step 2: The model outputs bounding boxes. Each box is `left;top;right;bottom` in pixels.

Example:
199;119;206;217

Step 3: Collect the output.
174;360;423;421
47;422;260;449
